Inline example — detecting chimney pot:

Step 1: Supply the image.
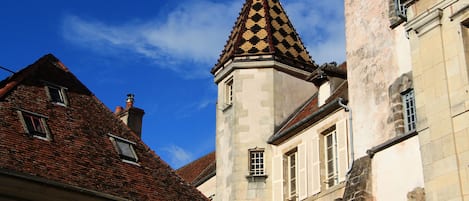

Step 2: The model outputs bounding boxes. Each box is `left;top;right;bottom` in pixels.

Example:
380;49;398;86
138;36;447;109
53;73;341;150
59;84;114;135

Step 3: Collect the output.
115;106;124;114
126;94;135;109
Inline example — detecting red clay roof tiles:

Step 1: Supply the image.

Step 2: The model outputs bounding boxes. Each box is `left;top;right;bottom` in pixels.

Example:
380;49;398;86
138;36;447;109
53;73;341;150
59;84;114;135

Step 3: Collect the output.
0;54;207;200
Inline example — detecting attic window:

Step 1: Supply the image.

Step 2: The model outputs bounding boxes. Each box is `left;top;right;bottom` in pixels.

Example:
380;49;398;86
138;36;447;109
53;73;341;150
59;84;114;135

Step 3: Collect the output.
46;84;68;106
17;110;50;140
108;134;139;163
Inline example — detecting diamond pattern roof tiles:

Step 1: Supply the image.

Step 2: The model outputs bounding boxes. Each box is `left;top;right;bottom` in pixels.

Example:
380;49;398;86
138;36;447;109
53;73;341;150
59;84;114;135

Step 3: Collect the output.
212;0;316;74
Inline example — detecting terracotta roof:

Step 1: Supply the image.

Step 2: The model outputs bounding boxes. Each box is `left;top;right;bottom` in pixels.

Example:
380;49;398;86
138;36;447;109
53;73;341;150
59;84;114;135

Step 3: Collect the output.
0;54;208;201
212;0;315;74
177;151;216;187
269;63;348;145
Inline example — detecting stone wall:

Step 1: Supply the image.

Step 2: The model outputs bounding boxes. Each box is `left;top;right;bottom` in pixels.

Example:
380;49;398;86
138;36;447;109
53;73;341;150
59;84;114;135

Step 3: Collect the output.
342;156;372;201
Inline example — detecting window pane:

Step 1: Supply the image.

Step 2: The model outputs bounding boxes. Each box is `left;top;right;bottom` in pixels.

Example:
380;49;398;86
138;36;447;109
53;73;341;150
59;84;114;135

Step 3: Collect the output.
48;86;64;103
116;140;137;161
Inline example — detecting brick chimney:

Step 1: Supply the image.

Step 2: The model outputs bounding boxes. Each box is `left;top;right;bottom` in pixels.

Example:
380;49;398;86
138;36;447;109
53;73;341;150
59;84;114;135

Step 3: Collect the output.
115;94;145;138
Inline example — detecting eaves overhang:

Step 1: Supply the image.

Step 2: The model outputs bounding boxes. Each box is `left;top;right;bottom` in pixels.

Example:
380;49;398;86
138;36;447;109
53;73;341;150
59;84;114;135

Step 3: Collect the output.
268;98;346;145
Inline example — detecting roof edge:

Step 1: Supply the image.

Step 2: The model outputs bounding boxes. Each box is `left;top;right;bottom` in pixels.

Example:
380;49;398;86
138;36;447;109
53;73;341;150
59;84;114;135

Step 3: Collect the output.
268;98;346;145
0;168;129;201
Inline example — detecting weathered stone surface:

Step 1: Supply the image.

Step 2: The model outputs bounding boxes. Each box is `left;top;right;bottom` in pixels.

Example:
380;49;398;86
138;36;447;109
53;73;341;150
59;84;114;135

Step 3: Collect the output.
407;187;425;201
342;156;372;201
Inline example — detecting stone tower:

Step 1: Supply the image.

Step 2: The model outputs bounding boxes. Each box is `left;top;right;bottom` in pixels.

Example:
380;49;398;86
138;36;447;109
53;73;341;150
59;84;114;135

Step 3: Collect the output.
211;0;317;200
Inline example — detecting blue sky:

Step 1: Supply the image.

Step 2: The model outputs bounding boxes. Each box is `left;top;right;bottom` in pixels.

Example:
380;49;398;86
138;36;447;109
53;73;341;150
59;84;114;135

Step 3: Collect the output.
0;0;345;168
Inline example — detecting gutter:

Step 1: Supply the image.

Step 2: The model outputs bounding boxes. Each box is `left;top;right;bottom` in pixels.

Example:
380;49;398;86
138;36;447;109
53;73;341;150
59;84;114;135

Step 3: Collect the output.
0;168;129;201
338;99;355;174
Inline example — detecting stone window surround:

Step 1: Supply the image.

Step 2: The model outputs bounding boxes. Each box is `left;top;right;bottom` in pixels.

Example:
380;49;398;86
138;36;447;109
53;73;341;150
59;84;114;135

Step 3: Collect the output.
248;147;265;177
389;72;414;136
402;89;417;133
224;77;233;107
108;133;139;166
43;81;68;106
17;109;51;141
390;0;418;28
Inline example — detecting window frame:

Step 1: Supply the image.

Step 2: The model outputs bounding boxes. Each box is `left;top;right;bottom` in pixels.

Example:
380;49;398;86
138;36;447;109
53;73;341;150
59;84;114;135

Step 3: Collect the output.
286;149;298;200
108;133;139;164
224;77;233;106
45;83;68;106
17;110;51;140
394;0;408;20
401;89;417;133
248;148;265;176
324;128;339;188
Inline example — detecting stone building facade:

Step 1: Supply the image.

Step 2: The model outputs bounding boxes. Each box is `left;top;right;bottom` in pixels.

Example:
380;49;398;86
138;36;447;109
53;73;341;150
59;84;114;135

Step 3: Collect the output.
180;0;469;200
405;0;469;200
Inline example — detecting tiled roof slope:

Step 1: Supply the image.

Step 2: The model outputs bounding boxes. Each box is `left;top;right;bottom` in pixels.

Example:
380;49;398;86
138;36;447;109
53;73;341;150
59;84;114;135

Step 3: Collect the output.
212;0;315;74
0;54;208;201
176;151;216;186
269;62;348;145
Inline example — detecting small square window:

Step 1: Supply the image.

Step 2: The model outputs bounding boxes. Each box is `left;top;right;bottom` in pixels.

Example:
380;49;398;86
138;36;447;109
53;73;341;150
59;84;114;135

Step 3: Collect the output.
18;111;50;140
108;134;138;163
46;85;67;106
249;148;265;176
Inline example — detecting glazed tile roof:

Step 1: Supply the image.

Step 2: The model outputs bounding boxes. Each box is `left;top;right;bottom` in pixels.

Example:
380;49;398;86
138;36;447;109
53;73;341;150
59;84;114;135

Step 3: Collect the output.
212;0;315;74
0;54;208;201
176;151;216;187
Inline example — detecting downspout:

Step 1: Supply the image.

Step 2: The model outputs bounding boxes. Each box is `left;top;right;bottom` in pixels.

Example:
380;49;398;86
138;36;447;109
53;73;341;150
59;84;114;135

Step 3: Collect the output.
338;98;354;175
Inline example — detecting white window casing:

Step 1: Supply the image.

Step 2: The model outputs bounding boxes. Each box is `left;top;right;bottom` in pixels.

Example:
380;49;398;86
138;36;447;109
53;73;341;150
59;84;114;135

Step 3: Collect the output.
311;136;321;195
337;119;349;182
325;130;339;188
272;155;283;201
287;151;297;200
298;143;307;200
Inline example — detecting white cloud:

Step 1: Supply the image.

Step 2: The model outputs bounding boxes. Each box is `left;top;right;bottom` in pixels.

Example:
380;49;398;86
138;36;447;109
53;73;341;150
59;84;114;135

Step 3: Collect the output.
62;0;345;77
62;1;242;79
283;0;345;64
174;98;215;119
162;145;193;168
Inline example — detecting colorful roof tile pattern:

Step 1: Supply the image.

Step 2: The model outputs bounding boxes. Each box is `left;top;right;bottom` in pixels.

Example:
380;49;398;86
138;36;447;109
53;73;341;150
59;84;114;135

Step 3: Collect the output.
212;0;315;74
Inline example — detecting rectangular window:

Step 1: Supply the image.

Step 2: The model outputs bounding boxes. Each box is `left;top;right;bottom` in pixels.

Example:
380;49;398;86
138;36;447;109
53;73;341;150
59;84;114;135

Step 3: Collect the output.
324;129;339;188
287;150;297;200
109;134;138;163
394;0;410;20
249;149;264;176
462;20;469;76
46;85;67;106
225;78;233;105
18;111;50;140
402;89;417;133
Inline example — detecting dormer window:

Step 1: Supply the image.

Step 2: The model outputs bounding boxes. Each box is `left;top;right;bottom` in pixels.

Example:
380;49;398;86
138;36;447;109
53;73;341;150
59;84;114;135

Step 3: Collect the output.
17;110;51;140
46;85;68;106
108;134;139;163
